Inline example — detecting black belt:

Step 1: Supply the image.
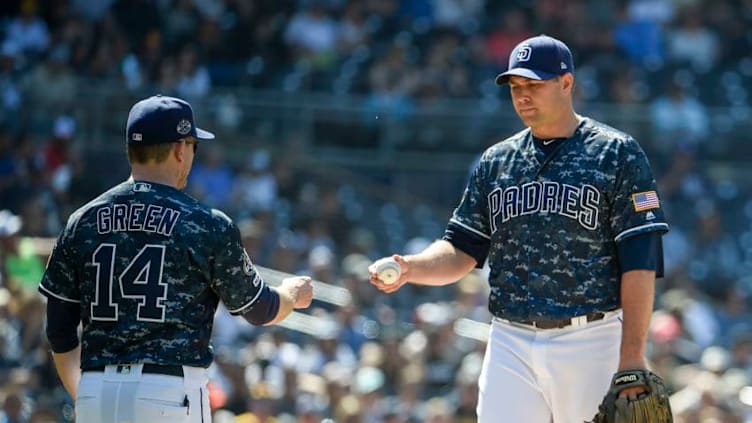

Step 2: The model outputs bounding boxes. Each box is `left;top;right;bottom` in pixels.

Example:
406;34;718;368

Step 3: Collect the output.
508;311;609;330
83;364;184;377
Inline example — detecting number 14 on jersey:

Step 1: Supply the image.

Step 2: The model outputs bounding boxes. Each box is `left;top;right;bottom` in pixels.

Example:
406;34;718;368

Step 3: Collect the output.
90;244;168;322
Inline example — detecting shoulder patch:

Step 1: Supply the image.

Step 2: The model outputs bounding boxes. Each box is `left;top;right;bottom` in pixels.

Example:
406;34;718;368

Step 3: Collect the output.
632;191;660;212
242;249;254;276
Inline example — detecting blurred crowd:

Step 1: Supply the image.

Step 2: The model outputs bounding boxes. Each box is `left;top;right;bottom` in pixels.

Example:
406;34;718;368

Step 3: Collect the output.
1;0;752;422
0;0;749;132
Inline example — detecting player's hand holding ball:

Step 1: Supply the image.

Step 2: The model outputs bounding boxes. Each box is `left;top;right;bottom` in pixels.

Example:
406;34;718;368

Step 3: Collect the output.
369;256;406;293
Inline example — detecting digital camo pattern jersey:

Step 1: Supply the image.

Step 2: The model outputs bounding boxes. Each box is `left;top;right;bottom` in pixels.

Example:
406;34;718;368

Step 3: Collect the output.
451;117;668;321
39;180;265;368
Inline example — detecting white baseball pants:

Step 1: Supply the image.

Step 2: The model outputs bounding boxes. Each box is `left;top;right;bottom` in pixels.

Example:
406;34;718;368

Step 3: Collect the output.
476;311;622;423
75;364;210;423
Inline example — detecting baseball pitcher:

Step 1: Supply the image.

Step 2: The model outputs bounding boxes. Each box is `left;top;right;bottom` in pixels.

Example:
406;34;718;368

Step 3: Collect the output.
369;35;672;422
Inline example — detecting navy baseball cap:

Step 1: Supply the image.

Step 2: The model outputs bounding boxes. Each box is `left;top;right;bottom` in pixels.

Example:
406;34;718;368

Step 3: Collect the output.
126;95;215;145
495;35;574;85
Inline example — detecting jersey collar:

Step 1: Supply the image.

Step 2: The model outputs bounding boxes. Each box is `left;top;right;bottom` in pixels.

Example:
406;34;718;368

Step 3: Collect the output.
523;117;588;167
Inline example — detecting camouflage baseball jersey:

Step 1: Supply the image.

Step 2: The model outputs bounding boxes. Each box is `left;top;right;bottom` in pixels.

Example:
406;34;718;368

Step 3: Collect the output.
449;117;668;321
39;179;265;368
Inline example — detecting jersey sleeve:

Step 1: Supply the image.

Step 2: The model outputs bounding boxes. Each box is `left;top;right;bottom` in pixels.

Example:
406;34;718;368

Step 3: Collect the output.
610;138;669;242
38;230;80;303
446;156;492;263
209;210;267;315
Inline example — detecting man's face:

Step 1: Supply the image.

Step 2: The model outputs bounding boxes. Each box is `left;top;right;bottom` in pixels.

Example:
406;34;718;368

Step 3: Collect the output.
508;75;570;127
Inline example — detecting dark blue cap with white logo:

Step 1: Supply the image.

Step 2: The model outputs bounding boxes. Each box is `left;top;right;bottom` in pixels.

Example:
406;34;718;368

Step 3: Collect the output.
495;35;574;85
126;95;215;145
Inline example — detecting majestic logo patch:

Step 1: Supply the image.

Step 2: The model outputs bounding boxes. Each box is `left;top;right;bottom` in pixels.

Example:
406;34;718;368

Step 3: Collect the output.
176;119;192;135
131;133;143;141
133;182;151;192
632;191;660;212
516;45;532;62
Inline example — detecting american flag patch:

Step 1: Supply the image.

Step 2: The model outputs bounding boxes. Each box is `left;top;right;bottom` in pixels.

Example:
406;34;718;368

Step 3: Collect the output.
632;191;660;212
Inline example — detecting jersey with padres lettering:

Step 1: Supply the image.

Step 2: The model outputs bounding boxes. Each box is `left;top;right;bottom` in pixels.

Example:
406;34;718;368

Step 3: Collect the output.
38;179;265;368
447;117;668;321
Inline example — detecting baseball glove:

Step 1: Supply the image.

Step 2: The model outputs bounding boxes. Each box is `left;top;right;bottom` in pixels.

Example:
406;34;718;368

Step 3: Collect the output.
588;369;673;423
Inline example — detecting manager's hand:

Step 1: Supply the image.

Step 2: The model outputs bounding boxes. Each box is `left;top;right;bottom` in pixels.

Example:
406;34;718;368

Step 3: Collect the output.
281;276;313;308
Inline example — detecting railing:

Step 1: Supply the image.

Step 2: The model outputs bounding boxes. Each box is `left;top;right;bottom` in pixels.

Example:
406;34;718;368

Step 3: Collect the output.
22;81;752;202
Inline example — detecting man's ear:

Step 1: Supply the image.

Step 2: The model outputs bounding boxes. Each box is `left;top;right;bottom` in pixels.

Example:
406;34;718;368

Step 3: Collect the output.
173;142;185;162
561;73;575;93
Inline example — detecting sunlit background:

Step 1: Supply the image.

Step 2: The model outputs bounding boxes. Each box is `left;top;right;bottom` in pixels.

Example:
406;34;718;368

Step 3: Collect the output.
0;0;751;421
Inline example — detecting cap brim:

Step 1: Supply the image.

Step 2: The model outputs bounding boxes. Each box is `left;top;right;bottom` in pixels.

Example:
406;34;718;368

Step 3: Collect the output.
196;127;215;140
495;68;559;85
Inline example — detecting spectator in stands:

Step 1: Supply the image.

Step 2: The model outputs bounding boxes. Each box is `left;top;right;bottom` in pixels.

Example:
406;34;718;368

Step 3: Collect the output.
285;1;339;69
22;46;77;126
2;224;45;294
0;390;30;423
714;287;752;349
3;0;50;58
162;0;202;49
39;116;74;194
484;9;533;68
0;289;23;376
23;45;77;121
613;2;665;67
175;44;211;101
366;43;418;120
111;0;161;54
665;6;720;71
627;0;675;25
231;149;278;218
0;42;23;131
0;130;21;202
337;1;369;54
650;81;709;149
187;143;234;208
687;202;744;298
432;0;485;30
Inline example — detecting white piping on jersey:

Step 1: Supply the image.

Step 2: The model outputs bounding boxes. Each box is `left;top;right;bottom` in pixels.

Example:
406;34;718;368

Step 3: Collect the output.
38;283;80;303
450;218;491;240
226;280;267;314
614;222;669;242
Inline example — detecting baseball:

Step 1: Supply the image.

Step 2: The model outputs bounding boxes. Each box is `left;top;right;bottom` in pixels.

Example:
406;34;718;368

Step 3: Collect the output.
374;258;402;285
